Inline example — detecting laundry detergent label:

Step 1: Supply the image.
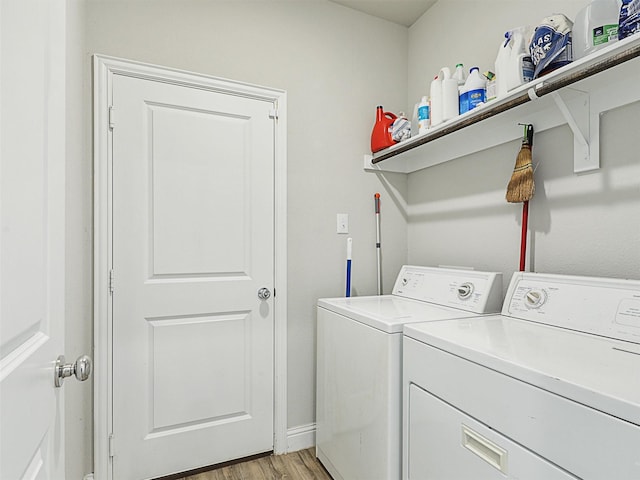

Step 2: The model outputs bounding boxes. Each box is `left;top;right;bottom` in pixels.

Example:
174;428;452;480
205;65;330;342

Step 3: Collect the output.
418;105;429;121
593;24;619;46
459;91;469;114
522;57;535;83
467;88;486;110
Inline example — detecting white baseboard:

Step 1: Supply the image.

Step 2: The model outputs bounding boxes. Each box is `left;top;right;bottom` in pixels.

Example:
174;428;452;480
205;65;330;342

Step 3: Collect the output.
286;423;316;453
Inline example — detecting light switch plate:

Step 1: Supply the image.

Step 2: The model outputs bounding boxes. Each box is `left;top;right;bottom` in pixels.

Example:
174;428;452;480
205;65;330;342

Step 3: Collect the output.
337;213;348;234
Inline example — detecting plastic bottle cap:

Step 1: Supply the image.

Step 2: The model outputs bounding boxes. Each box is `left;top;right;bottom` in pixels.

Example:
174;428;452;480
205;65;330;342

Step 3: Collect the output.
456;63;463;67
470;67;479;72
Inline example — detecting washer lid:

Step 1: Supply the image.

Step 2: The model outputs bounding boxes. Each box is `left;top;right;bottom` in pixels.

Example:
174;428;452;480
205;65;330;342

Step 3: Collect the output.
404;315;640;426
318;295;479;333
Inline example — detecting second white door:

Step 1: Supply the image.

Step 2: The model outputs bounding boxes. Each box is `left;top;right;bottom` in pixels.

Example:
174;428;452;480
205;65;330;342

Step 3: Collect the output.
111;72;275;480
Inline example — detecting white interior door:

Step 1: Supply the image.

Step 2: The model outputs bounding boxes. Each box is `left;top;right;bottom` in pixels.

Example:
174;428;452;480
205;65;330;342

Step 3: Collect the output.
0;1;66;479
110;72;276;480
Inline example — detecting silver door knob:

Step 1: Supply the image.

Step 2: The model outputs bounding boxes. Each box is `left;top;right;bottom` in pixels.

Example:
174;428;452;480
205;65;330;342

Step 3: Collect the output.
55;354;92;387
258;287;271;300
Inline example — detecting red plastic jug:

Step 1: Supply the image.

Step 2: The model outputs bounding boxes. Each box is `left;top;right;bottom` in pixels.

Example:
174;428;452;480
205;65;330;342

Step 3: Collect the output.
370;106;397;153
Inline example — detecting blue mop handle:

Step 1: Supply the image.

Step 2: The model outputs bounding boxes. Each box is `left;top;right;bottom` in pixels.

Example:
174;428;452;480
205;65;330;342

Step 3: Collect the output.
346;238;352;297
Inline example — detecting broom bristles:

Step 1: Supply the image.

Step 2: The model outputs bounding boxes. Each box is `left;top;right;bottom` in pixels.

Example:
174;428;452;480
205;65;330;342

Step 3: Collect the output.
506;144;535;203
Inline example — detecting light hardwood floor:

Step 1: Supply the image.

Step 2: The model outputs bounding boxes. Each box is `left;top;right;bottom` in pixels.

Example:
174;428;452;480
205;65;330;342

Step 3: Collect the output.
179;448;333;480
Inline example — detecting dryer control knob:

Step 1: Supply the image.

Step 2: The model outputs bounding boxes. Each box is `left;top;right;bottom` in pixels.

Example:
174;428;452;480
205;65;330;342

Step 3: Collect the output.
457;282;474;300
525;289;546;308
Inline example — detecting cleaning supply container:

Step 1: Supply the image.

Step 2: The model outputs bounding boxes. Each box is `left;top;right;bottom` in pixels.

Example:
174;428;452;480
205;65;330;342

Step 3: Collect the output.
370;106;397;153
440;67;459;122
417;96;430;134
453;63;466;114
429;75;443;127
463;67;486;112
430;68;459;127
495;26;535;97
573;0;620;59
453;63;466;86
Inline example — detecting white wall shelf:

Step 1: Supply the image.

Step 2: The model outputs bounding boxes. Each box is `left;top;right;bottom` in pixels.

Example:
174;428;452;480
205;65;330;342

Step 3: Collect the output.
365;34;640;175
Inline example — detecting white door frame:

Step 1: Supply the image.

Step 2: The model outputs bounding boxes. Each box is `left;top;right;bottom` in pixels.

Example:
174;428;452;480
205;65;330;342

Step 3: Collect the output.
93;54;288;480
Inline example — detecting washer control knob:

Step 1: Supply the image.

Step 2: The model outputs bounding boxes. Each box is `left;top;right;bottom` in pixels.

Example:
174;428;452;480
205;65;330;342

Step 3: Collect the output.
525;289;546;308
457;282;474;300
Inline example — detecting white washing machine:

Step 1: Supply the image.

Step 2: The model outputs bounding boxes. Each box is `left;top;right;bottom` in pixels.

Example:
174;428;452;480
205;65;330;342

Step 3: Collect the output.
316;265;503;480
403;272;640;480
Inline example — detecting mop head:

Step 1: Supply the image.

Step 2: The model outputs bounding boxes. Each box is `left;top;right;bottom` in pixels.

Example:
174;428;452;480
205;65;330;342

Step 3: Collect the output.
506;141;535;203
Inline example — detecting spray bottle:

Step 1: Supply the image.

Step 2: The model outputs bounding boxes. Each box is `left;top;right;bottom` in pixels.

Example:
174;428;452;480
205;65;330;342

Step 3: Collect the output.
495;26;534;98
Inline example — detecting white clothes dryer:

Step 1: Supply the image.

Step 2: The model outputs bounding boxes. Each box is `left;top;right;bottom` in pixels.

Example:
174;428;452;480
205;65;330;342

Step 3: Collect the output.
403;272;640;480
316;265;503;480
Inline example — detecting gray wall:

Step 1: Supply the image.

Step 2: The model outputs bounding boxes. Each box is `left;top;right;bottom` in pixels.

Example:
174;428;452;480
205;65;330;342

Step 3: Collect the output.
406;0;640;287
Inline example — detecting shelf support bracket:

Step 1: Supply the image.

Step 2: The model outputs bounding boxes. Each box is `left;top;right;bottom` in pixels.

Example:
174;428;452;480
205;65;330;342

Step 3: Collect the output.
364;154;387;172
550;89;599;173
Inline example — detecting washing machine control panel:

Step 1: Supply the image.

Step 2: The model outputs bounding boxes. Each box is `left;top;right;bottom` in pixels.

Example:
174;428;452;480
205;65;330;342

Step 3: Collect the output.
505;273;640;344
392;266;503;314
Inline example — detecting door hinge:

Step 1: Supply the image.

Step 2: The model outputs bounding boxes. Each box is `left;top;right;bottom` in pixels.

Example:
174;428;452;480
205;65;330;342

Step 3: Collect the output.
108;269;114;295
108;434;115;458
109;106;115;129
268;109;278;119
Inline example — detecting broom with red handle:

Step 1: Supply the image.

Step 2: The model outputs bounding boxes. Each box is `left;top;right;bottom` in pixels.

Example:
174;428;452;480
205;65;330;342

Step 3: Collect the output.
506;124;535;271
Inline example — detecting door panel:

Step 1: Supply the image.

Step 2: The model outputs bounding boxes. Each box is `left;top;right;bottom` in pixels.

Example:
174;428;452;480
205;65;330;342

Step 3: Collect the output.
111;74;275;480
0;0;66;479
150;103;250;276
149;313;249;430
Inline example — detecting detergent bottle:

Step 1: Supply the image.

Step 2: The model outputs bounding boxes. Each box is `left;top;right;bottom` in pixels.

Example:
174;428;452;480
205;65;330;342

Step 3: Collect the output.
417;96;430;134
464;67;486;111
370;106;398;153
453;63;467;86
495;26;535;98
573;0;620;59
429;75;443;127
440;67;459;122
453;63;467;114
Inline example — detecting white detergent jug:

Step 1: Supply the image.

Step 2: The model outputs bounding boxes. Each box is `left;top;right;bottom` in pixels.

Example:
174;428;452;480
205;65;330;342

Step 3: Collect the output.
430;67;459;127
495;26;534;98
429;75;443;127
464;67;486;111
573;0;620;59
439;67;459;122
